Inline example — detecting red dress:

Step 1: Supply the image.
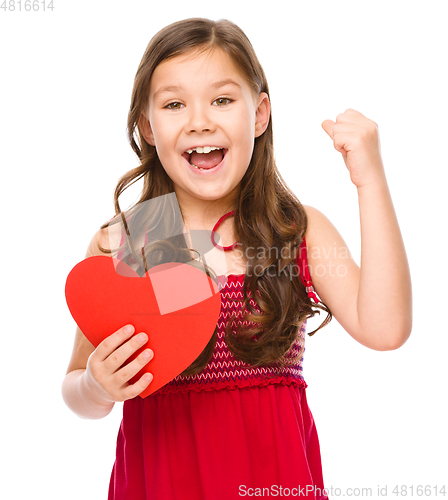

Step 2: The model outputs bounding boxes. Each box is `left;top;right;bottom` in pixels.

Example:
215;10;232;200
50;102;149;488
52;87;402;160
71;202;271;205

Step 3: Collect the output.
108;238;329;500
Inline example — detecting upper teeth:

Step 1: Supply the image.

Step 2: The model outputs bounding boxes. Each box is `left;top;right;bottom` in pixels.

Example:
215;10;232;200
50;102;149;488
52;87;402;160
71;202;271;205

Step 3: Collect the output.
186;146;223;154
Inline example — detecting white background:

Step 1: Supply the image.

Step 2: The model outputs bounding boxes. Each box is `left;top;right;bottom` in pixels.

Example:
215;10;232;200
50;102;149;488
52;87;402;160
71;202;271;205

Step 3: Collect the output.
1;0;447;498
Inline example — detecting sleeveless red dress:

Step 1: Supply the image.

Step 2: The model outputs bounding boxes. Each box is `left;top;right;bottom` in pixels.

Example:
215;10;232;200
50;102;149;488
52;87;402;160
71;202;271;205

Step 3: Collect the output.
108;238;329;500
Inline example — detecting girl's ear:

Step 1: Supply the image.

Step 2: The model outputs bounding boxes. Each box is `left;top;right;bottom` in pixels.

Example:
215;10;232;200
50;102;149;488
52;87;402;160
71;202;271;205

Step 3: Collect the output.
138;111;155;146
254;92;271;138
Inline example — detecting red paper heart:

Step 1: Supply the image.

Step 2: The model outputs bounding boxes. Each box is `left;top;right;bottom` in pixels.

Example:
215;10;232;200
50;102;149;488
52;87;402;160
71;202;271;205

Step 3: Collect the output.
65;256;221;397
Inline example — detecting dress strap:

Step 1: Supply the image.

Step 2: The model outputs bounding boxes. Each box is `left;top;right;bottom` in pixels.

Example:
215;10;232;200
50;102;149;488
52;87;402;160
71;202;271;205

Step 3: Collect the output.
211;210;239;252
298;238;319;304
113;212;319;304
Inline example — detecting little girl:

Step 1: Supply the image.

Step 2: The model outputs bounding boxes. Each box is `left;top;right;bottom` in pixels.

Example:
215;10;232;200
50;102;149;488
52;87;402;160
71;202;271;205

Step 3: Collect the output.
62;17;412;500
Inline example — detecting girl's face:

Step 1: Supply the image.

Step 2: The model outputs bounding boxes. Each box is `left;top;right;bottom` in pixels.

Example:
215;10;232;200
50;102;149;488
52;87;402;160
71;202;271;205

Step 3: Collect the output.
139;47;270;214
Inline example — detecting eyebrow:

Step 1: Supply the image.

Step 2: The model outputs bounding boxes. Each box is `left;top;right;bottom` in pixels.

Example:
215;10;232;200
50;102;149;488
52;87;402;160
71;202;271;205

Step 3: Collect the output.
153;79;241;100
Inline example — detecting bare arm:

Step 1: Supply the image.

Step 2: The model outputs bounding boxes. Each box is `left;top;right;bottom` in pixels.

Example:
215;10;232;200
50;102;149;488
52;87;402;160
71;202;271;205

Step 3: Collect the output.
61;228;154;419
355;174;412;347
312;108;413;350
62;368;115;420
304;192;412;351
61;324;153;419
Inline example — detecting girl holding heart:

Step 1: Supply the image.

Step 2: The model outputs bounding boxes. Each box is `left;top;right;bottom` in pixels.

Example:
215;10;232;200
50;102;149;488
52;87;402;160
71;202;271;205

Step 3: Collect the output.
62;17;412;500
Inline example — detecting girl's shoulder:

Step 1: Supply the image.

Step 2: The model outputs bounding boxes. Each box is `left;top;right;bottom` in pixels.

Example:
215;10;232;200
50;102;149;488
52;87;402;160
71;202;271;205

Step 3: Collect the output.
301;203;363;343
301;202;356;270
301;204;346;253
85;216;124;258
85;226;113;257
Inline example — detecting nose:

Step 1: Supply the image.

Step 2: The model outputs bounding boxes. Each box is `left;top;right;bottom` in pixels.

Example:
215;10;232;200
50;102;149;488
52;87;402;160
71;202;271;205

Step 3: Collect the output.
186;104;215;133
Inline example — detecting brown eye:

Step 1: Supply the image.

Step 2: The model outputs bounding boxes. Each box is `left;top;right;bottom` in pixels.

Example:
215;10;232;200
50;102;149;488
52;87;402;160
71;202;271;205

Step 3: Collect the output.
214;98;232;106
166;102;183;110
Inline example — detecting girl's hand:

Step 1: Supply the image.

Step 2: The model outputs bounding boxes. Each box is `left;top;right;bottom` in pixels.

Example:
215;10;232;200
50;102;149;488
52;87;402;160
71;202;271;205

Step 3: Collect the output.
321;108;385;189
84;325;154;403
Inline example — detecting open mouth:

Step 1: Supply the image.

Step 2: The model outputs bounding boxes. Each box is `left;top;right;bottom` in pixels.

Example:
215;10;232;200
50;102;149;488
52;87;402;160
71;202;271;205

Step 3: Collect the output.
181;147;227;171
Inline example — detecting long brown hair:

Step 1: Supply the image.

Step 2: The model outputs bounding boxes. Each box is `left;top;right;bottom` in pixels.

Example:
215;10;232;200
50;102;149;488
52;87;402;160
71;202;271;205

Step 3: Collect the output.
101;18;332;376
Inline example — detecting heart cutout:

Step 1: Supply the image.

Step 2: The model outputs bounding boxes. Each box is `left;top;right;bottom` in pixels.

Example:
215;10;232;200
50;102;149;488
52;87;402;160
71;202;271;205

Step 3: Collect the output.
65;256;221;397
